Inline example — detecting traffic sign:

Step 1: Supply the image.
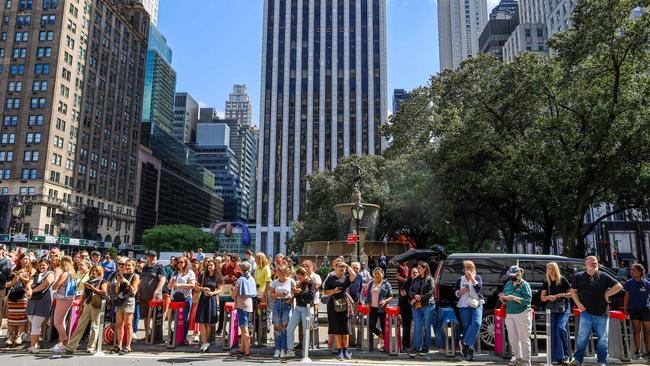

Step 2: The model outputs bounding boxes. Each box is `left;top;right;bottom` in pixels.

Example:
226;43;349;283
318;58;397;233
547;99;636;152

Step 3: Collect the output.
347;233;357;244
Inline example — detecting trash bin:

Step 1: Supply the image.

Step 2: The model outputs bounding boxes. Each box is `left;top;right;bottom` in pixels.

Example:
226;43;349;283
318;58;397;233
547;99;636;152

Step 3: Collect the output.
608;310;631;362
146;299;164;344
222;302;239;350
494;305;510;359
166;301;186;349
384;305;401;356
571;308;595;357
358;304;370;352
437;307;458;357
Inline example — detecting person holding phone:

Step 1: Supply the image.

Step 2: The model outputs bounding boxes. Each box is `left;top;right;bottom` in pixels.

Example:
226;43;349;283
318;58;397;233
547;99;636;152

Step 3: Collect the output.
454;260;483;361
408;261;435;358
500;265;532;366
195;258;222;353
323;260;357;360
284;266;316;358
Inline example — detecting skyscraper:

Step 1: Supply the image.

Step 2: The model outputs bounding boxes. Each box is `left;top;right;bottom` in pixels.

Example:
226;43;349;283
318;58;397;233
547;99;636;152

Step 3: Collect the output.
392;89;410;115
0;0;150;245
135;0;159;26
479;0;519;61
225;84;253;127
142;24;176;134
256;0;388;254
173;92;199;144
438;0;489;70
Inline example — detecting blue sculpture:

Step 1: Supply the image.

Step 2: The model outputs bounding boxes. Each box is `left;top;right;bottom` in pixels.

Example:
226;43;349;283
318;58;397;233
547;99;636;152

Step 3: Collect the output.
210;221;251;247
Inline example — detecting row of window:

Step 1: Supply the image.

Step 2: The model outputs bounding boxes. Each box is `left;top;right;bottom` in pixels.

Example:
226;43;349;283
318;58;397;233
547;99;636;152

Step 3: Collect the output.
4;0;58;10
3;114;45;126
0;168;38;180
5;97;47;109
0;132;41;144
2;47;53;58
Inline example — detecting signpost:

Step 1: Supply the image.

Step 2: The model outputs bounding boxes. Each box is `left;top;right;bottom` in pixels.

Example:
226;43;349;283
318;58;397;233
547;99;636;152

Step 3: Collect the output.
347;233;357;245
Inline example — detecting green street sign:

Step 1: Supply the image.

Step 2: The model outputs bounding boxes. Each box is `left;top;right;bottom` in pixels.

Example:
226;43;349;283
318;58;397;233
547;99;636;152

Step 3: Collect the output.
30;235;46;243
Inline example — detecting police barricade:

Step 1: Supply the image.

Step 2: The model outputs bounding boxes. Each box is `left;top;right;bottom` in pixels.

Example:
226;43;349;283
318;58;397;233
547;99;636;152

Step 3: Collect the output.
145;299;164;344
608;310;631;362
494;305;510;358
531;308;538;357
384;305;401;356
222;302;238;350
301;304;313;363
166;301;186;349
437;307;458;357
254;301;268;347
310;304;320;350
357;304;370;352
570;308;595;357
67;298;83;338
91;299;108;356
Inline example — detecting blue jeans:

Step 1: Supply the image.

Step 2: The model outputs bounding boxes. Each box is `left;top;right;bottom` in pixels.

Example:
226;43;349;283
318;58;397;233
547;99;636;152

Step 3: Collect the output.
459;306;483;349
573;312;609;364
412;303;435;352
183;297;192;340
133;302;140;332
287;306;312;351
272;300;292;350
550;308;570;362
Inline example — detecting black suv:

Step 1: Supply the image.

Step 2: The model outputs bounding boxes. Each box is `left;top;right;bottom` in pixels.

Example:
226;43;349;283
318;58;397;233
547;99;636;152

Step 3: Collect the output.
430;253;624;349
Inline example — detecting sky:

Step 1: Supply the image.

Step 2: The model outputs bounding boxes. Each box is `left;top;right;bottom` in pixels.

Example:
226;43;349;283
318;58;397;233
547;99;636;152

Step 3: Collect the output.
157;0;499;127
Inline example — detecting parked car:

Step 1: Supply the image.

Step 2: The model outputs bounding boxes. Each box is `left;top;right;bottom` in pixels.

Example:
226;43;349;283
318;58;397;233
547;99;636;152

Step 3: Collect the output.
400;252;625;349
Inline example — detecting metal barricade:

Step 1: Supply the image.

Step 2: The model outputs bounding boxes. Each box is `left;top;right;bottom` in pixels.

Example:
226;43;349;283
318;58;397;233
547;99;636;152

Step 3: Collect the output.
543;308;552;366
310;305;320;350
384;305;401;356
301;304;313;363
92;299;108;357
437;307;458;357
608;310;631;362
166;301;186;349
358;304;370;352
531;308;539;357
571;308;595;357
145;299;164;344
222;302;238;350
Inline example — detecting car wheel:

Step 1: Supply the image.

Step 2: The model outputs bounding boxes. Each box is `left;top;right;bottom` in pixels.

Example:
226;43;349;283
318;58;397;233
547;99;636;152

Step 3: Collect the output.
479;314;495;349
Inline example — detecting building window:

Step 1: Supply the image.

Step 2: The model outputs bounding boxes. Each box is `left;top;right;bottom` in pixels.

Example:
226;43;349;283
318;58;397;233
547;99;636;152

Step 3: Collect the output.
7;81;22;91
3;170;10;179
3;116;17;126
28;115;44;126
37;47;52;57
1;133;15;144
0;151;13;161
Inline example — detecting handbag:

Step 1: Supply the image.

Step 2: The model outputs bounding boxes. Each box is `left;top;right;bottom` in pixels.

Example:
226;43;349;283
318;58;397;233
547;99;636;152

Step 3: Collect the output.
8;278;25;302
546;298;567;313
90;293;103;309
333;296;348;312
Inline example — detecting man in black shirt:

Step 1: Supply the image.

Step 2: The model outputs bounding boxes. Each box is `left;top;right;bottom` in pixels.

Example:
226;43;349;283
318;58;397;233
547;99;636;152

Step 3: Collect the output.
138;251;166;340
570;256;622;366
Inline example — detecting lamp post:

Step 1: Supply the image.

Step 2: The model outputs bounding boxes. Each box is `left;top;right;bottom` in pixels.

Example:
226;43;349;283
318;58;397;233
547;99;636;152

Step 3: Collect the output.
351;202;365;263
9;197;24;251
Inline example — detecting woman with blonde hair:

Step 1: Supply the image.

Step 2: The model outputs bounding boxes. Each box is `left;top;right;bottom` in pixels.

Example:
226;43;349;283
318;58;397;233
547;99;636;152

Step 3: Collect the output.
114;259;139;354
454;260;484;360
50;255;77;349
540;262;571;365
269;264;296;358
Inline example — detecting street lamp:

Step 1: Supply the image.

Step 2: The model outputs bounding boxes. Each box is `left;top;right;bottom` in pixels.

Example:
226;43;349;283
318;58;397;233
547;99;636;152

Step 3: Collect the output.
9;197;24;251
351;202;365;263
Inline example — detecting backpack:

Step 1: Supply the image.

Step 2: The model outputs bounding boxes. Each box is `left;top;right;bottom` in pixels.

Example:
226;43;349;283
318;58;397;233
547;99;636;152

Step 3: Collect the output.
63;272;78;298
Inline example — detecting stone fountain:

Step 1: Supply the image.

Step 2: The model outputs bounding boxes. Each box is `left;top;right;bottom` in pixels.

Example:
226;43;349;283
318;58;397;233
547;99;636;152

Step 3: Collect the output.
301;164;408;267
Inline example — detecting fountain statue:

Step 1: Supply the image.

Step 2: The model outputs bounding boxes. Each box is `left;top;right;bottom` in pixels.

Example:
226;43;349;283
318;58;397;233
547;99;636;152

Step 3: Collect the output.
301;163;408;266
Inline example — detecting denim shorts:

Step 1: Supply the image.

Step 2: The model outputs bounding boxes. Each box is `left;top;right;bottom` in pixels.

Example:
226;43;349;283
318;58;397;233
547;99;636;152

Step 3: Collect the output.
237;309;250;327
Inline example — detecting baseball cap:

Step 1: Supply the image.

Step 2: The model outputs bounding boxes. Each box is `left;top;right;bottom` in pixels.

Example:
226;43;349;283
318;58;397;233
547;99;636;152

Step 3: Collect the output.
146;250;157;257
507;265;523;278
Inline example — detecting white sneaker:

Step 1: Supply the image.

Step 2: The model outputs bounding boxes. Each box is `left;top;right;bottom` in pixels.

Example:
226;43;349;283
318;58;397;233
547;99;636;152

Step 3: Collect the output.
200;343;210;353
284;350;295;358
4;336;13;346
14;333;23;345
280;350;286;358
273;349;281;358
29;346;39;354
51;343;64;353
193;335;200;343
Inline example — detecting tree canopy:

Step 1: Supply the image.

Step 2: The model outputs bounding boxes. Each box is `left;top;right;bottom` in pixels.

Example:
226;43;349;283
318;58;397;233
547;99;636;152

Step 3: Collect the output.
141;225;220;253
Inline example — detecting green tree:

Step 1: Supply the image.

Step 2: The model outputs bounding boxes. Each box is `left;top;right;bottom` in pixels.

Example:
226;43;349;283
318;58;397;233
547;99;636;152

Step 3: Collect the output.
141;224;220;253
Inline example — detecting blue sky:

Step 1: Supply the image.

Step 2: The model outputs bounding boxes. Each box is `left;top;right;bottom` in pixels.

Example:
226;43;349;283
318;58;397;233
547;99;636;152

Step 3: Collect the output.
158;0;498;127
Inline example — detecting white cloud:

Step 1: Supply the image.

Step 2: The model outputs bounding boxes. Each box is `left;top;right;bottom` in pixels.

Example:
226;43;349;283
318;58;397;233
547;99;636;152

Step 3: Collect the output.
487;0;500;12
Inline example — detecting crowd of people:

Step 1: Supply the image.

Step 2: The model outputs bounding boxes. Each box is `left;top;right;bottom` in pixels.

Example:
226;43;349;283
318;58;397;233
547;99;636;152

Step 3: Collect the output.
0;244;646;366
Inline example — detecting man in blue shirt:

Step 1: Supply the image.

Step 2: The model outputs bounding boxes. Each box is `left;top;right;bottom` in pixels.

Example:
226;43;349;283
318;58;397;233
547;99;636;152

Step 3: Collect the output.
101;254;116;280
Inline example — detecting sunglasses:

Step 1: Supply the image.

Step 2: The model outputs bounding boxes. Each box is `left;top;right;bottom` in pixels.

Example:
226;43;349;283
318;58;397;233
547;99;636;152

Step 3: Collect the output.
118;262;126;266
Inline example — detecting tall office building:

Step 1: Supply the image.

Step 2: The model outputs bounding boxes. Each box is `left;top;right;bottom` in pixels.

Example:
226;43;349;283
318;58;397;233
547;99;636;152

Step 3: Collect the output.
0;0;150;245
479;0;519;60
438;0;489;70
225;84;253;127
256;0;389;254
199;108;256;222
142;24;176;134
173;92;199;144
392;89;410;115
135;0;159;26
